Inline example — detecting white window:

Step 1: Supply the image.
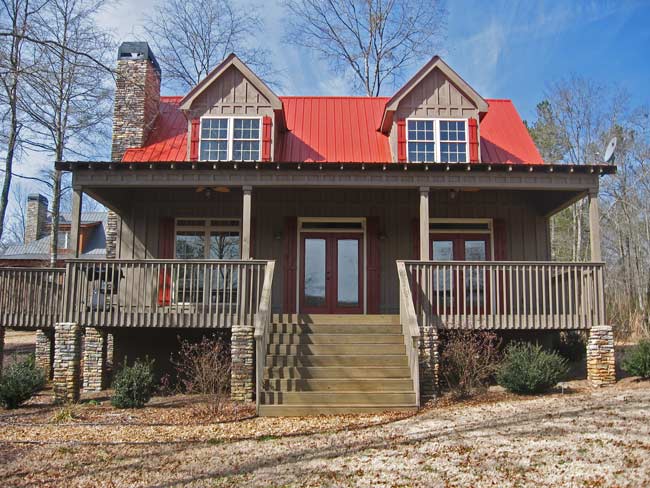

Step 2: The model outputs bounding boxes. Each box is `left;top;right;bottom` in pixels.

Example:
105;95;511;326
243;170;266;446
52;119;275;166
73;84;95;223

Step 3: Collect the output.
406;119;468;163
175;219;241;259
199;117;261;162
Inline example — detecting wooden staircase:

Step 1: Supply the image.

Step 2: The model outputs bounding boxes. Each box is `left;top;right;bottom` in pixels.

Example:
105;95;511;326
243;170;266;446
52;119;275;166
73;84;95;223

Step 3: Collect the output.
258;315;418;416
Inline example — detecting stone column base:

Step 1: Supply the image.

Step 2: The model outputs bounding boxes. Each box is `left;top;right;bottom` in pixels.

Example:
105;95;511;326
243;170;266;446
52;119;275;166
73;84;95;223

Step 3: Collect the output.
35;329;54;379
587;325;616;387
419;325;440;402
53;323;82;403
231;324;254;402
83;327;107;391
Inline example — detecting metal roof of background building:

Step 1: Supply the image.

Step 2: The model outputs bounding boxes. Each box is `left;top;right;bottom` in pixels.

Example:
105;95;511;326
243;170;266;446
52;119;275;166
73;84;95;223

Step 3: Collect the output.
122;96;544;164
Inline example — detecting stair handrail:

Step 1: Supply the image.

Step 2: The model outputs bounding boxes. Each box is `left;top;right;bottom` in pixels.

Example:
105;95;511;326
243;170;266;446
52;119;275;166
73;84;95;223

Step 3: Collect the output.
397;260;421;407
254;260;275;415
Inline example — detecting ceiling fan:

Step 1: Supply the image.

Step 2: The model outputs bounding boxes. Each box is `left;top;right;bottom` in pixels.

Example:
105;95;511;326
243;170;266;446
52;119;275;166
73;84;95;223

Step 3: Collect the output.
195;186;230;197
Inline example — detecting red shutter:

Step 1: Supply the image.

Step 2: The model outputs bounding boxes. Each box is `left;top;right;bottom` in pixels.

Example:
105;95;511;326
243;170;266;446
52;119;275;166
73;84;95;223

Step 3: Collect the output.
262;116;272;162
397;119;407;162
283;217;297;314
493;219;507;260
412;219;420;260
366;217;381;314
158;217;175;305
468;118;479;163
189;118;200;161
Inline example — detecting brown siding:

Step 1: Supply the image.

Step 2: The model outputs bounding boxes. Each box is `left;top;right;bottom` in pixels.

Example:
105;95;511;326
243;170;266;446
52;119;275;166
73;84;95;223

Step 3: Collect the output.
114;188;549;313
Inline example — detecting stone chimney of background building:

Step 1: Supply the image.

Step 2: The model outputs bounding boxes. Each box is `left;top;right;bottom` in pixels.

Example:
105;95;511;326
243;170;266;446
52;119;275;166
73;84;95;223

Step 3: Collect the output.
111;41;161;162
25;193;49;244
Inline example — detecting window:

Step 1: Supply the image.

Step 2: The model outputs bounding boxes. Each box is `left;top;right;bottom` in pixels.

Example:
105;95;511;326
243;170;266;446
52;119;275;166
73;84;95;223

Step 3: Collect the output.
407;119;435;162
58;231;70;249
440;120;467;163
406;119;468;163
199;117;261;162
175;219;241;259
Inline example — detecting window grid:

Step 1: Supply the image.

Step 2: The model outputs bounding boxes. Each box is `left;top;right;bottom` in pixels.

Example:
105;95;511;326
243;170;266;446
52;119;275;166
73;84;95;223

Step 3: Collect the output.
199;117;262;162
406;119;468;163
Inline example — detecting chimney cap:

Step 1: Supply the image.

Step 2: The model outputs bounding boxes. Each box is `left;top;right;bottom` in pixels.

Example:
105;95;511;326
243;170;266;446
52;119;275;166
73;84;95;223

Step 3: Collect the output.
117;41;161;77
27;193;48;204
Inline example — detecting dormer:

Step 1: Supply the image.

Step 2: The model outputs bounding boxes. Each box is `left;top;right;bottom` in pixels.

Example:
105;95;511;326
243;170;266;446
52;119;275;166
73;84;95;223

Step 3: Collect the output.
179;54;284;162
381;56;488;164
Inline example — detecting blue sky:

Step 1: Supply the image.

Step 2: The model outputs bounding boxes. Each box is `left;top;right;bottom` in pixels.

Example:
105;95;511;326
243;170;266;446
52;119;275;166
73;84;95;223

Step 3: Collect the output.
97;0;649;121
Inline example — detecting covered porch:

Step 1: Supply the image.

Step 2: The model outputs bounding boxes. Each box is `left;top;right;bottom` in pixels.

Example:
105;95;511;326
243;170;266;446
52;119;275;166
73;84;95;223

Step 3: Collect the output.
0;161;617;408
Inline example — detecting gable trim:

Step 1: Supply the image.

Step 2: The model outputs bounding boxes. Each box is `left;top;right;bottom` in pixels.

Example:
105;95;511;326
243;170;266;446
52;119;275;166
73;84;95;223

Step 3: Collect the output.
179;53;283;112
380;56;489;133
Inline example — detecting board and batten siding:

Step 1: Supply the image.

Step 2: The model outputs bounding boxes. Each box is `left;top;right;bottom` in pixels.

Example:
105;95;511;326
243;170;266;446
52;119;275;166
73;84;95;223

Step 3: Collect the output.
112;188;549;314
388;67;481;162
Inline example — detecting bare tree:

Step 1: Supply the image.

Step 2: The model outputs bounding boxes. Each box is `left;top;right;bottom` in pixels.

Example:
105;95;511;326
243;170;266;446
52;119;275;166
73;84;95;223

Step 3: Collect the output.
145;0;274;91
530;78;650;339
0;0;42;244
284;0;446;96
20;0;113;266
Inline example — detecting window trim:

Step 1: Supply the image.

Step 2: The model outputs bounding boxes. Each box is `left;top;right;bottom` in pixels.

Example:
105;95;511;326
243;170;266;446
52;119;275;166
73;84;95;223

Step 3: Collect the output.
199;116;263;162
405;117;468;163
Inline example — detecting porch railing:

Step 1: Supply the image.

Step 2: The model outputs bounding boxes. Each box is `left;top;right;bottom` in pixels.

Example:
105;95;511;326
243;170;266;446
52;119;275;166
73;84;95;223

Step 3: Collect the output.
254;261;275;413
0;268;66;329
397;261;421;406
401;261;605;330
62;259;273;328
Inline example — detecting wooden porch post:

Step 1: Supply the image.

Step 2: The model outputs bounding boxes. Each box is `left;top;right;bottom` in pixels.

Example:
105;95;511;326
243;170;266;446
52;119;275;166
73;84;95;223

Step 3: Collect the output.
241;186;252;259
70;188;83;258
588;190;601;262
419;187;430;260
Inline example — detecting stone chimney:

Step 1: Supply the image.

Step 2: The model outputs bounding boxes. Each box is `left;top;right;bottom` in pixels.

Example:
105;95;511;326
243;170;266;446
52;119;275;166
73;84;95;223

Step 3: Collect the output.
25;193;49;244
111;41;161;162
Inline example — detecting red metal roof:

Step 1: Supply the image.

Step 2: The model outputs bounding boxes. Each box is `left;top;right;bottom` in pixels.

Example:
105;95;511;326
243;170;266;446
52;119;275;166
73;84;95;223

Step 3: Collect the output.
122;96;543;164
480;99;544;164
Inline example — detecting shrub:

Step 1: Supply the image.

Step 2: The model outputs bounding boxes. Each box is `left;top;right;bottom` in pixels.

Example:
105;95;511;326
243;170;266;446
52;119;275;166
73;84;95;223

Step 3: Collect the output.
440;331;501;399
497;343;568;394
111;358;155;408
171;336;231;413
0;355;46;409
622;340;650;379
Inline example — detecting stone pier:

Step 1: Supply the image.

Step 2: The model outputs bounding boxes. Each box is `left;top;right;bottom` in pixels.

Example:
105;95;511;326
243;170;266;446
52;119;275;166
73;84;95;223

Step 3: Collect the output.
35;329;53;379
420;325;440;401
53;323;82;403
83;327;107;391
231;324;254;402
587;325;616;387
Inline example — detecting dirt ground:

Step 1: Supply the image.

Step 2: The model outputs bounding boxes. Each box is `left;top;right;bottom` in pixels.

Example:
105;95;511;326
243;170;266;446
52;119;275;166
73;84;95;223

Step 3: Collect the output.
1;331;649;487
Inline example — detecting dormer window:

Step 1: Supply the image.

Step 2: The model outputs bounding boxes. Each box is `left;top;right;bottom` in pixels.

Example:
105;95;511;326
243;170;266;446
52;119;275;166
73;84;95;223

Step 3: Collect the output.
406;118;468;163
199;117;261;161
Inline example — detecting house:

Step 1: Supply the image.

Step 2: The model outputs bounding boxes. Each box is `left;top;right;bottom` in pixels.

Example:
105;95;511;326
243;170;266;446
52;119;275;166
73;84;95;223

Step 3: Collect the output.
0;42;616;414
0;193;107;267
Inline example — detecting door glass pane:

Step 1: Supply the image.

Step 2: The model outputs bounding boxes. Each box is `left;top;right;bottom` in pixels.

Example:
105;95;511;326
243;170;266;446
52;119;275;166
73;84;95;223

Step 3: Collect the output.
465;240;487;306
432;240;454;302
337;239;359;307
175;231;205;303
210;232;240;305
304;238;326;307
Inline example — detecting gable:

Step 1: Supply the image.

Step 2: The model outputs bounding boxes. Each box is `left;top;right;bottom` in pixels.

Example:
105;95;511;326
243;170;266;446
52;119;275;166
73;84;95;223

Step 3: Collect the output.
395;66;479;119
189;65;273;117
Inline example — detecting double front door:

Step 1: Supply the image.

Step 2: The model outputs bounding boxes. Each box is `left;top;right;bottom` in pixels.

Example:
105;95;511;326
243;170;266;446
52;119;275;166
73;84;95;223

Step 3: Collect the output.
301;233;363;314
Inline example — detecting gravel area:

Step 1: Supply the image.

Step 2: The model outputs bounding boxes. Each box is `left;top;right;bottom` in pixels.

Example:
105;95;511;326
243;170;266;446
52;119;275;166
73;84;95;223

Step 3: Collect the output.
1;380;649;487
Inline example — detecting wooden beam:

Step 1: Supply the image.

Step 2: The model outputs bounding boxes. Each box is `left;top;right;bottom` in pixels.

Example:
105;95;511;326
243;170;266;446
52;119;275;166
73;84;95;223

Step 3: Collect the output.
419;187;430;260
70;188;83;258
589;190;602;262
241;186;252;259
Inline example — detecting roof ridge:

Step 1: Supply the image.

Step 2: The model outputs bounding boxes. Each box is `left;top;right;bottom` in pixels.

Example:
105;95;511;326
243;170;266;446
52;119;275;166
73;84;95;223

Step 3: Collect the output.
279;96;390;100
486;98;513;103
